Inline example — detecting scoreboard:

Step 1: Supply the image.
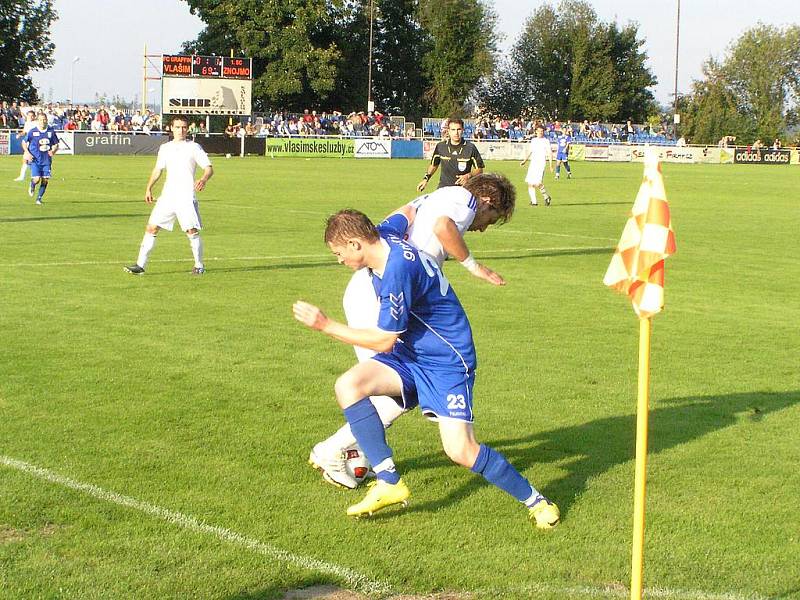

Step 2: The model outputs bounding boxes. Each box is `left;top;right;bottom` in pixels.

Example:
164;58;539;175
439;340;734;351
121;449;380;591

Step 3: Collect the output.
162;54;252;79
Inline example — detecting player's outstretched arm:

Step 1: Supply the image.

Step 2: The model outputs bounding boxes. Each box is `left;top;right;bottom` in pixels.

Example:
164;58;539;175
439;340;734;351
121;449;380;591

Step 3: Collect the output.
293;300;398;353
433;216;506;286
417;165;437;192
144;167;163;203
195;165;214;192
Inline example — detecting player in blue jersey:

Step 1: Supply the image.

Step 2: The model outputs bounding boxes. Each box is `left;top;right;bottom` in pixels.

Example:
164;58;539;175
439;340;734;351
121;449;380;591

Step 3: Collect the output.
293;210;560;530
555;131;572;180
21;113;60;205
554;131;572;179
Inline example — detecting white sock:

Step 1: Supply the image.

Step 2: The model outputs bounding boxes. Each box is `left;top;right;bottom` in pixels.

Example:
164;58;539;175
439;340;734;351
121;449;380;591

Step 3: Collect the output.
528;187;538;204
18;162;27;179
136;232;157;268
188;233;203;268
322;395;404;451
539;185;550;198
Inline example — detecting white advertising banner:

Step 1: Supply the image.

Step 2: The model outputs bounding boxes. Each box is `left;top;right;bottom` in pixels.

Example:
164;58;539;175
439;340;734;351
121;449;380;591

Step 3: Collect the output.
162;76;252;115
584;146;610;161
56;131;74;155
0;130;10;155
631;145;705;164
354;137;392;158
607;145;632;162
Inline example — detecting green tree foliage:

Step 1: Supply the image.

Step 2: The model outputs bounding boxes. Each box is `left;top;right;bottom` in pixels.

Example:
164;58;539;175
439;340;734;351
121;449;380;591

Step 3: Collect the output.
682;24;800;144
369;0;432;120
183;0;342;110
418;0;498;117
0;0;57;102
478;0;656;122
182;0;495;118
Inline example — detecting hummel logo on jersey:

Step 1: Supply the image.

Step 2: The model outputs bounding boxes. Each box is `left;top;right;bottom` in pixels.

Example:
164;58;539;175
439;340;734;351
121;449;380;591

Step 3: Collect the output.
389;292;405;320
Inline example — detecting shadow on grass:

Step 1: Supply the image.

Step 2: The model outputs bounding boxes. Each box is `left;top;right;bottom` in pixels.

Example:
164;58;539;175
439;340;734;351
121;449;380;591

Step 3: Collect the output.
480;246;615;261
551;200;634;207
145;261;338;276
396;390;799;518
0;213;143;223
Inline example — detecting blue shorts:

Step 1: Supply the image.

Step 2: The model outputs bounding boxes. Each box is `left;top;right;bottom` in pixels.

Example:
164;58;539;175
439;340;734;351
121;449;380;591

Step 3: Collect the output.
30;161;52;178
556;154;569;161
371;353;475;422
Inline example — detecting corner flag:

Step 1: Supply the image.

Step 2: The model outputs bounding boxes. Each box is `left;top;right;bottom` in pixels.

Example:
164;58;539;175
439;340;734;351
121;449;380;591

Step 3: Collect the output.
604;149;677;600
603;151;676;317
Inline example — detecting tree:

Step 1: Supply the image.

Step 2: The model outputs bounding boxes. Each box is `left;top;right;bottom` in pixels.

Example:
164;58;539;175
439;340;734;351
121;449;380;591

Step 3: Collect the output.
0;0;57;102
183;0;343;110
680;24;800;144
418;0;499;117
369;0;432;120
477;0;656;122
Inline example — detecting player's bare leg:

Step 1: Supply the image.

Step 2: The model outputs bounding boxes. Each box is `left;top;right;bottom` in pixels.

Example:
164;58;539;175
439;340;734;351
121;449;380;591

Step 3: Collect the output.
438;419;560;530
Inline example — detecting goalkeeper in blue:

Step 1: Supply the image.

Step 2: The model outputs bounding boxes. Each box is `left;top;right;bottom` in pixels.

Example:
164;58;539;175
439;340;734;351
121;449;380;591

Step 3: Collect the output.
293;209;560;529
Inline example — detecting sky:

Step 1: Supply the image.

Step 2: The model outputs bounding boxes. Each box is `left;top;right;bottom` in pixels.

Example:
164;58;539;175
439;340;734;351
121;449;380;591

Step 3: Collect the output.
32;0;800;108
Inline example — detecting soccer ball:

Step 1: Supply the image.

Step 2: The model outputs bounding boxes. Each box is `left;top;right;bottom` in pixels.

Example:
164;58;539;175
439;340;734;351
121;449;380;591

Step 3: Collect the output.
343;444;372;486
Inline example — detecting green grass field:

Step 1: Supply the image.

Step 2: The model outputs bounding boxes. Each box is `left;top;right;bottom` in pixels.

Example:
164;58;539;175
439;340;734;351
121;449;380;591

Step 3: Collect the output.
0;154;798;600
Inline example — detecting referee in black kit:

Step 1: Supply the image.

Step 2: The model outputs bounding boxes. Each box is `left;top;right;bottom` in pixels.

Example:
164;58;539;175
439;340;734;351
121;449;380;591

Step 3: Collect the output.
417;117;485;191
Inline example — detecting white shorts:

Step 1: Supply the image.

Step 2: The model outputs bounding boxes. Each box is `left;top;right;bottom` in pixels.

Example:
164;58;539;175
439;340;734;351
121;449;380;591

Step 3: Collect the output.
525;162;546;185
343;268;380;362
148;195;202;232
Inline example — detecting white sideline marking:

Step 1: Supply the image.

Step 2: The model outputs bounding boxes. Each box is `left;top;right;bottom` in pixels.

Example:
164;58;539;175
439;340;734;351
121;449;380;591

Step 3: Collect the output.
0;246;610;268
0;455;769;600
479;584;768;600
0;455;392;597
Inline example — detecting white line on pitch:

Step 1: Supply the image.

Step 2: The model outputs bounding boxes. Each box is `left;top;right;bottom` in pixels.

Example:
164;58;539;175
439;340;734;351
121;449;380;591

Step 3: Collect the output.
1;455;768;600
0;455;392;597
0;246;611;268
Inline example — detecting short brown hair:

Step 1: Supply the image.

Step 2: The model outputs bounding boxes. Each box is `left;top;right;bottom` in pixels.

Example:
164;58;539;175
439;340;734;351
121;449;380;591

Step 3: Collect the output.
170;115;189;126
448;117;465;128
324;209;380;245
463;173;516;225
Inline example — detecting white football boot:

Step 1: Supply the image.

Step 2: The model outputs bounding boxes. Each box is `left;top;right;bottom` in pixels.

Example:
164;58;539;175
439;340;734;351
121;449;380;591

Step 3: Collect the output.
308;442;359;489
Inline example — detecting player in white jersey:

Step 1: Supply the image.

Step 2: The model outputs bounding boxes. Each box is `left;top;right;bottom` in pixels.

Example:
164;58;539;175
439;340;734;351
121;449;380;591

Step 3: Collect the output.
520;124;553;206
13;110;38;182
124;115;213;276
309;173;516;488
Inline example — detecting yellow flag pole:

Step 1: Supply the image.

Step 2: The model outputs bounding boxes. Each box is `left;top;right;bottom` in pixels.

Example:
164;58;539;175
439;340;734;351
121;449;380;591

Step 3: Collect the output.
630;315;652;600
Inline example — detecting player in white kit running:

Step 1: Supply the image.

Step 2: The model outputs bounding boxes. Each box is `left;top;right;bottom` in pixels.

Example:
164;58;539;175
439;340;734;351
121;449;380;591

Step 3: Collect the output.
124;115;213;276
308;173;516;488
520;124;553;206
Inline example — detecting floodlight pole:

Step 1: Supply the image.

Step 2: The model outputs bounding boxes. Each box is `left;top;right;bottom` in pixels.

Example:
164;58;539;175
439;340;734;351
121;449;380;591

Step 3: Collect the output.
70;56;80;104
367;0;375;112
673;0;681;138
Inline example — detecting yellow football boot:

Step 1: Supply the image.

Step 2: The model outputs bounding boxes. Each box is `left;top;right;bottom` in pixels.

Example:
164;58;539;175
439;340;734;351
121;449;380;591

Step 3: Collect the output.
346;479;410;517
528;496;561;530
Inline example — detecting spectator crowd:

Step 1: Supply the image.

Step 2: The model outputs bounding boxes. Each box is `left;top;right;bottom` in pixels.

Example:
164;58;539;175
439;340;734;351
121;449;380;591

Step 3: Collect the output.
0;100;162;133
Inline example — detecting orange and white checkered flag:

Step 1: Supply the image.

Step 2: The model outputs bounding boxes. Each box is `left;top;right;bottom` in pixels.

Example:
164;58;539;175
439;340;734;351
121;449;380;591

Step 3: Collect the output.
604;150;676;318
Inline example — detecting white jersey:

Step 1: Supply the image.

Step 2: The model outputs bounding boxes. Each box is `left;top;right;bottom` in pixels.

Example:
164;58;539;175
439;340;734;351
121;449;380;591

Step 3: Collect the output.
527;137;551;166
405;186;477;267
155;139;211;201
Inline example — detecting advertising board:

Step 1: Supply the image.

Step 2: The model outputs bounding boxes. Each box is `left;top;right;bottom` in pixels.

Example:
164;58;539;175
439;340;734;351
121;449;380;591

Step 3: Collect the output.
265;138;354;158
162;77;252;116
733;148;791;165
355;138;392;158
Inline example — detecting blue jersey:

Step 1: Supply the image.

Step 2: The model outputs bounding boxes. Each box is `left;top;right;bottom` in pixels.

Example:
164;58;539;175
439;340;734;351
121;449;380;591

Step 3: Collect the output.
556;135;570;160
372;214;476;373
24;126;59;164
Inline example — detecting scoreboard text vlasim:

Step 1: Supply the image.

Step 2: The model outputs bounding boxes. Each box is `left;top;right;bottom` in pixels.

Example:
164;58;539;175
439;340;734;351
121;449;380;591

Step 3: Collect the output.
162;55;252;80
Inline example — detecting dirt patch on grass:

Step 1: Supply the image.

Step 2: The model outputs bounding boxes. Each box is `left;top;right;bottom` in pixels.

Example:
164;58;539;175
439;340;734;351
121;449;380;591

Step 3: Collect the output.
0;522;62;545
280;586;471;600
0;525;27;544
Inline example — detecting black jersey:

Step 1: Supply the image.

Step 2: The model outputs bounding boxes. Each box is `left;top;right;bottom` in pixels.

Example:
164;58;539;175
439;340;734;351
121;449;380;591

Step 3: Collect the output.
430;139;485;188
